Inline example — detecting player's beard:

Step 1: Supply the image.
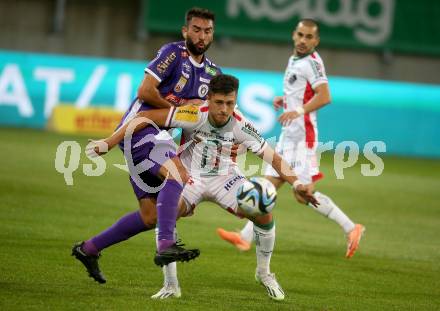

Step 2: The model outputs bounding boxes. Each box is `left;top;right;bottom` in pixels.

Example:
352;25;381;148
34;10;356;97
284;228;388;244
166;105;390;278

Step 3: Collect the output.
295;43;313;57
186;38;211;56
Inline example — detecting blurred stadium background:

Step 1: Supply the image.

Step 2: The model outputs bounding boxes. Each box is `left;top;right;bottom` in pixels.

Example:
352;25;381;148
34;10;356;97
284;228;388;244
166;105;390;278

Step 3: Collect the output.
0;0;439;310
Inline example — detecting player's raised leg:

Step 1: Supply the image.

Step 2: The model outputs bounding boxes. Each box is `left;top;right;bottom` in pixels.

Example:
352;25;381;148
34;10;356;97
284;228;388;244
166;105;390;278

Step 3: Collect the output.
154;158;200;266
307;191;365;258
217;221;252;251
219;171;365;258
72;198;157;283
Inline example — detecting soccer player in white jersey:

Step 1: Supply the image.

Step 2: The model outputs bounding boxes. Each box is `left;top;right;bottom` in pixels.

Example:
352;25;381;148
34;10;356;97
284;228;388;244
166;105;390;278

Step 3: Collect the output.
218;19;365;259
96;74;318;301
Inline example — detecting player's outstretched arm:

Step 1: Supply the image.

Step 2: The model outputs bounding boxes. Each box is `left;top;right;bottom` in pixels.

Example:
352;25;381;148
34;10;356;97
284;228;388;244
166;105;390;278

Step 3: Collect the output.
107;108;171;148
86;108;171;157
257;145;318;206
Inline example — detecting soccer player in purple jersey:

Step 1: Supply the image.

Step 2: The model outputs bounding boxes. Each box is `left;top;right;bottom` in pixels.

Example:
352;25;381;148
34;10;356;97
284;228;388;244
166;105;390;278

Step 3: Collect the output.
72;7;221;283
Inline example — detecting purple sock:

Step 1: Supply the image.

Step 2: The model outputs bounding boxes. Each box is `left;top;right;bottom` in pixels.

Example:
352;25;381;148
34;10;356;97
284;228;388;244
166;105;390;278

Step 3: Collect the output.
158;240;175;252
157;179;183;252
82;211;149;256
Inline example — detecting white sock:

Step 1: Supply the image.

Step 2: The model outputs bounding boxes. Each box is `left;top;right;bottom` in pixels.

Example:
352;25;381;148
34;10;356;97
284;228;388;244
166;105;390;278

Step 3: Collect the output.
309;191;355;234
155;227;178;286
253;223;275;276
240;220;254;243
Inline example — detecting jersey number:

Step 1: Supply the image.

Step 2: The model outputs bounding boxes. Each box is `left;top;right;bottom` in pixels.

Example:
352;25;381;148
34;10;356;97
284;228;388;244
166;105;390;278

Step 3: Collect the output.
201;139;222;174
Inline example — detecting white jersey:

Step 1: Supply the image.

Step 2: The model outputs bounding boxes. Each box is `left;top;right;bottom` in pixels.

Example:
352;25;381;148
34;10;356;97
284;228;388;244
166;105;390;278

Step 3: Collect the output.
282;51;328;149
165;104;267;177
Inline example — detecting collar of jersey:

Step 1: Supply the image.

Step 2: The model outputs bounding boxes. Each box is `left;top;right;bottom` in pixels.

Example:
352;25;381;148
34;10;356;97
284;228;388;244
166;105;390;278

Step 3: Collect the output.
208;116;232;129
189;54;205;68
293;50;315;60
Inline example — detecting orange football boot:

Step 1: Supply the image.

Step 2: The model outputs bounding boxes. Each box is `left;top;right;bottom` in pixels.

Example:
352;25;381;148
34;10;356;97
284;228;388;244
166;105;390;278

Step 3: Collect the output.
346;224;365;258
217;228;251;251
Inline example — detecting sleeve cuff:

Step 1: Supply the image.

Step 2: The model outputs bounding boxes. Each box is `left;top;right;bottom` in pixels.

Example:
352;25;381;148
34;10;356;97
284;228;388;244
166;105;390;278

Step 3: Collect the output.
165;107;176;127
311;79;328;89
145;68;162;83
254;141;267;156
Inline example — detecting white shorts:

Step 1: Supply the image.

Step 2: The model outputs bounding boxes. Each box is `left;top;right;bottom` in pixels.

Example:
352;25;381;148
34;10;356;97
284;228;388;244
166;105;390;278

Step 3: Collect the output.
264;129;323;184
181;173;247;217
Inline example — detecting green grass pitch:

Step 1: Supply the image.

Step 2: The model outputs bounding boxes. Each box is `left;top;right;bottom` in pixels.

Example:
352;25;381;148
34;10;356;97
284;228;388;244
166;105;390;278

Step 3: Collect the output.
0;128;439;310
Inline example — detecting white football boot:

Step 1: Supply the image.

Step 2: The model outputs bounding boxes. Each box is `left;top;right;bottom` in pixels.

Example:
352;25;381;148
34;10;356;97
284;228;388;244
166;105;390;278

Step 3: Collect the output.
151;282;182;299
255;270;285;301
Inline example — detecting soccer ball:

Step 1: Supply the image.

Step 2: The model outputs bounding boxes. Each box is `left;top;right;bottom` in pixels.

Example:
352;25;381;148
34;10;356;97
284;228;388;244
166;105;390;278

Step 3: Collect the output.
236;177;277;216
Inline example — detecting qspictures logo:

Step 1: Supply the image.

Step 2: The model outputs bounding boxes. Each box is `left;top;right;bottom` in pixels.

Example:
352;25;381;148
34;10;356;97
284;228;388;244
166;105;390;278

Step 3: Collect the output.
54;118;386;190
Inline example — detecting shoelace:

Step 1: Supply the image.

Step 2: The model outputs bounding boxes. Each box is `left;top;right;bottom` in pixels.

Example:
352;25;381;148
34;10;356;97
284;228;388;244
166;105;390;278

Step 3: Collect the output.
262;273;278;286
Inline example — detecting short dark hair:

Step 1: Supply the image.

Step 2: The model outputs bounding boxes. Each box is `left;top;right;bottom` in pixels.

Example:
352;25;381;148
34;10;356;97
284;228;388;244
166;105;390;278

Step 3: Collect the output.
298;18;320;36
185;7;215;25
209;74;239;95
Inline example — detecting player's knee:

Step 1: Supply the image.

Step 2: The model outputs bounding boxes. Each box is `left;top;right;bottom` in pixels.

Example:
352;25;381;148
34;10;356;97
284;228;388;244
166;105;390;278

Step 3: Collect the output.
158;158;189;183
177;200;192;218
253;212;273;225
173;158;189;183
139;199;157;228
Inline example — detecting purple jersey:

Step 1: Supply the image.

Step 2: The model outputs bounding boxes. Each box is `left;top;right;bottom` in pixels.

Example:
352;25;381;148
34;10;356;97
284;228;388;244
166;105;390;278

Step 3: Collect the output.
120;41;222;127
117;41;222;199
145;41;222;105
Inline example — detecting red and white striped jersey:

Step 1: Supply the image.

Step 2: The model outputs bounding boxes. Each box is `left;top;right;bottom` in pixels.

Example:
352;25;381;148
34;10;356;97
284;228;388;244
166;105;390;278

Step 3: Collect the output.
282;51;328;148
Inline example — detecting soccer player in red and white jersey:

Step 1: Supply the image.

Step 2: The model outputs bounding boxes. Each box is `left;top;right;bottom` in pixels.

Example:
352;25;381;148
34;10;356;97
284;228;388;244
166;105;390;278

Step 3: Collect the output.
218;19;365;259
96;74;318;300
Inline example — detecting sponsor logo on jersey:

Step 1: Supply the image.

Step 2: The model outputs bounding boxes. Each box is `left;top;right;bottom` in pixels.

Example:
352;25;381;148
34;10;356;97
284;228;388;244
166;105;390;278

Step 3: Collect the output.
311;60;324;78
156;51;176;74
183;62;191;73
175;105;199;123
224;175;245;191
199;77;211;84
174;76;187;93
181;62;191;79
198;84;209;98
205;65;217;76
192;130;234;142
242;122;263;143
151;50;162;63
288;73;297;84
